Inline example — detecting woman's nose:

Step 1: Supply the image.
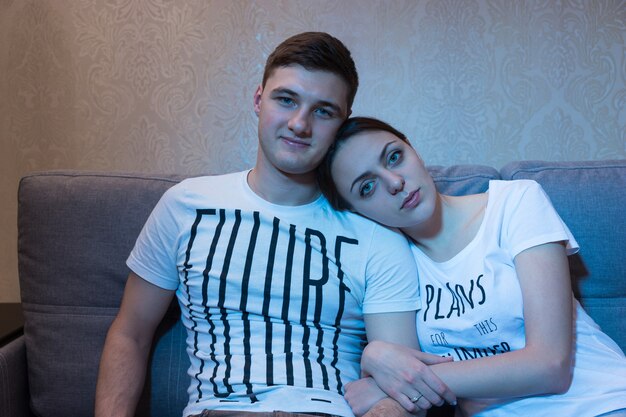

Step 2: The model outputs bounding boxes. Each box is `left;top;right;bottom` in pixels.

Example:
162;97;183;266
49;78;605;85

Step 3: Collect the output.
386;174;405;195
288;109;311;137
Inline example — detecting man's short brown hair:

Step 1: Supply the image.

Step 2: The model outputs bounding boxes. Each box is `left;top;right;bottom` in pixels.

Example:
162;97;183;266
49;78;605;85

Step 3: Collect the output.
262;32;359;111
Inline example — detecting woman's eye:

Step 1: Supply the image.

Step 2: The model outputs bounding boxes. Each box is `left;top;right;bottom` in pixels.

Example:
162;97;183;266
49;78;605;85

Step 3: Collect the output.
388;150;401;165
359;181;375;197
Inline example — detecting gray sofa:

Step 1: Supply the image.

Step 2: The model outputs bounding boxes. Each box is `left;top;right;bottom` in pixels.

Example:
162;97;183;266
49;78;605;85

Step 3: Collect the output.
2;160;625;417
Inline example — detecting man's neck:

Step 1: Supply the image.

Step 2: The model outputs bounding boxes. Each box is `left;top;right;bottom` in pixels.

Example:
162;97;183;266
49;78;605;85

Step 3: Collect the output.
247;167;321;206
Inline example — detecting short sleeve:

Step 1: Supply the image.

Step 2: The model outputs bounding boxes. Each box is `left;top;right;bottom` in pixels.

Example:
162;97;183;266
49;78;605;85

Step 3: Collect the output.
361;225;421;315
502;180;579;258
126;184;186;290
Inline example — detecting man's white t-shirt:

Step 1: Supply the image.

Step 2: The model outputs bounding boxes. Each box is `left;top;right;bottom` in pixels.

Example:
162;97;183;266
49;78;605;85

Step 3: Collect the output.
413;180;626;416
128;170;420;417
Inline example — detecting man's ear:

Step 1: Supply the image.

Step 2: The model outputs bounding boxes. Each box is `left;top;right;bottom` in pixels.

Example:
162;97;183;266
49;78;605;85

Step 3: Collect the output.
253;84;263;115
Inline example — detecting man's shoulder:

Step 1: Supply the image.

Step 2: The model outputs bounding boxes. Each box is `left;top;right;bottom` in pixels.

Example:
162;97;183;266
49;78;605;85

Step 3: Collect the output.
325;208;410;249
167;171;246;196
177;170;246;188
154;171;248;212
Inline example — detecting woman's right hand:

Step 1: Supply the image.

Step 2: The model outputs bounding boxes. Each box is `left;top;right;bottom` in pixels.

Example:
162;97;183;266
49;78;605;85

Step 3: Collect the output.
361;340;456;412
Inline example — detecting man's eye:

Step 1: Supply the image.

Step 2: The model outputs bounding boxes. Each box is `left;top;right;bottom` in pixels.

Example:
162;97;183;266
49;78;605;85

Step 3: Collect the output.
277;97;294;106
388;150;401;165
359;181;375;197
315;108;333;118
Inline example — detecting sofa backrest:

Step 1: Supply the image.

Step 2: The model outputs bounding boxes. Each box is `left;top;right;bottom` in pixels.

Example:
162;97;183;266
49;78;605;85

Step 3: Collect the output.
17;162;625;417
501;160;626;351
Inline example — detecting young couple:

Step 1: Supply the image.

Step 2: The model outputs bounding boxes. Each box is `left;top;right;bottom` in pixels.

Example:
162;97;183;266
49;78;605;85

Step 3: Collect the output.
95;32;626;417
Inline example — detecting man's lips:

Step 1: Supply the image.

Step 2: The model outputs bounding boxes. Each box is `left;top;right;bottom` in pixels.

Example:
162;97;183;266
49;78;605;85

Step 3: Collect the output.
401;189;420;210
281;136;310;147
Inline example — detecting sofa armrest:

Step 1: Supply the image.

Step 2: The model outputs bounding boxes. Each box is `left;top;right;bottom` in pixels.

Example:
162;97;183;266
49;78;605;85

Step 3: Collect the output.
0;335;33;417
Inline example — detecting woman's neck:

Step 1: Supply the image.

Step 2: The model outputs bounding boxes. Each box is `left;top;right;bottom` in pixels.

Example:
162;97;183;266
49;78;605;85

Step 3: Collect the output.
403;193;487;263
402;194;450;259
402;193;447;241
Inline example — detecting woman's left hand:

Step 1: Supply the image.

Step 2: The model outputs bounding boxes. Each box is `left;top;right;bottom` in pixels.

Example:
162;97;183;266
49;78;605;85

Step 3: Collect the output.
361;340;455;412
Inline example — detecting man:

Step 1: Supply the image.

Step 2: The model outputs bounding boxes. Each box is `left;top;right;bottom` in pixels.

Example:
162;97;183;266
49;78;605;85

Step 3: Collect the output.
95;32;452;417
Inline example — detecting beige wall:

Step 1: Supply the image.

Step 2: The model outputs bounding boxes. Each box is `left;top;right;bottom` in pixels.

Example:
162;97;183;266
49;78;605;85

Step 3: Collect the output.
1;0;625;302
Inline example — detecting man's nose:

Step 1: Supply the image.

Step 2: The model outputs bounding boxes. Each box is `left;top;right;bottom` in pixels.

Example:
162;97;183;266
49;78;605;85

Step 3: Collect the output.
288;109;312;137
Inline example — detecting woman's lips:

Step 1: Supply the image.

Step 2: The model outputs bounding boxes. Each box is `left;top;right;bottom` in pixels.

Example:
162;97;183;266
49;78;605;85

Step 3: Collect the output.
401;189;420;209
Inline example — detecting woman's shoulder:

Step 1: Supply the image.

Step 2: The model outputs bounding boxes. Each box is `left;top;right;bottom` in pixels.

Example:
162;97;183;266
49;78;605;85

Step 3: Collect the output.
488;179;541;193
443;180;540;206
450;188;490;211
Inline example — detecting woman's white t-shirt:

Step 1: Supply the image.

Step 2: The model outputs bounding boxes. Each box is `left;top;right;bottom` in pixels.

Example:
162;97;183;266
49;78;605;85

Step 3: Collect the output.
413;180;626;416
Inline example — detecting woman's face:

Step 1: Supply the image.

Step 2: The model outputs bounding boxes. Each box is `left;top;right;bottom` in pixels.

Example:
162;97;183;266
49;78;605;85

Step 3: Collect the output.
330;130;437;228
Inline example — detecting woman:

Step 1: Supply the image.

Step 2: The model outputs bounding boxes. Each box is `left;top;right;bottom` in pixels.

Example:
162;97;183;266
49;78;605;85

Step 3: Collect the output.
317;117;626;417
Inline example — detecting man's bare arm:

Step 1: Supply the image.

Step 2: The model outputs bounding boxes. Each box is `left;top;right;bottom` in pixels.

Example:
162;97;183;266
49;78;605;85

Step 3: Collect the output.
95;272;175;417
364;398;418;417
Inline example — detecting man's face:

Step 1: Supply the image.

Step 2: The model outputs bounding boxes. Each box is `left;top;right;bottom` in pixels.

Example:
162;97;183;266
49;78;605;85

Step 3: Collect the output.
254;65;350;177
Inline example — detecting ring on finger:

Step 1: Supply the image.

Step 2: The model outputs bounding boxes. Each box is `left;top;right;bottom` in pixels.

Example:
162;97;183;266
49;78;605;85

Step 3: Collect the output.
410;393;424;403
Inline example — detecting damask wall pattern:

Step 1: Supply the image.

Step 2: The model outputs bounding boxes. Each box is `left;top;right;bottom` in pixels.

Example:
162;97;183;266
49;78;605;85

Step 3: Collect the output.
1;0;624;301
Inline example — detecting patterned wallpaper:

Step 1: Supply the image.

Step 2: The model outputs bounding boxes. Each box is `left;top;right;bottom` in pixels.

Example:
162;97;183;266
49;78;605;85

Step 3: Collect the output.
1;0;625;302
